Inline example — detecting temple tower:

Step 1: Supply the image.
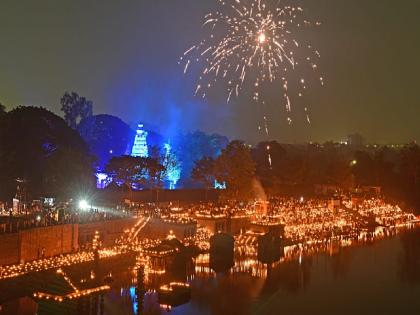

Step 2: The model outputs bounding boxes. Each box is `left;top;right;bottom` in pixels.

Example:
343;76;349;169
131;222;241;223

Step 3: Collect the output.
131;124;149;158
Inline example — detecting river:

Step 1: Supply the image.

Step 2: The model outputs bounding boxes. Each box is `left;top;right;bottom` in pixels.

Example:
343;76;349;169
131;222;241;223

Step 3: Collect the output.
0;228;419;315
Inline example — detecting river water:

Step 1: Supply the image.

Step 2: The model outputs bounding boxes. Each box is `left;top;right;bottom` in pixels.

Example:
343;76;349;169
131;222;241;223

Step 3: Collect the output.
0;228;419;315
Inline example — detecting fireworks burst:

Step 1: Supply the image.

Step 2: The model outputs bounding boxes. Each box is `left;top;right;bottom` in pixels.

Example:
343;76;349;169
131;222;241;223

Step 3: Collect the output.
181;0;323;122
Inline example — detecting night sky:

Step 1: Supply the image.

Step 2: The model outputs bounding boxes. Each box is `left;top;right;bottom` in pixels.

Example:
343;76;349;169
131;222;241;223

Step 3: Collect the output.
0;0;419;144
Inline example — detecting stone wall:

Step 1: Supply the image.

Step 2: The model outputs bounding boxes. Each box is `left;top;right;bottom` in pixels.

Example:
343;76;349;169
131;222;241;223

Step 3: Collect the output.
0;233;20;265
196;216;250;235
0;216;199;266
0;224;78;265
78;218;138;247
138;218;197;240
19;224;78;262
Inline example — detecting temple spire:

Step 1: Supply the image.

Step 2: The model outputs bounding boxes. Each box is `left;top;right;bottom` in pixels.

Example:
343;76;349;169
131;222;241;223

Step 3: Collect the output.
131;124;149;158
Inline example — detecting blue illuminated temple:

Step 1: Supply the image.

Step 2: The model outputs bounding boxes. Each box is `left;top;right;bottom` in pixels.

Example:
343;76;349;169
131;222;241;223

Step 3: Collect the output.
131;124;149;158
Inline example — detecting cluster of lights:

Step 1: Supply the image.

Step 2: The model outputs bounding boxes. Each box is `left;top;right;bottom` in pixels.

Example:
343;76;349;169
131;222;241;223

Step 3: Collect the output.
343;198;417;226
161;215;197;225
256;197;417;243
1;195;417;294
0;232;131;280
0;252;95;280
159;282;190;292
183;227;211;250
33;266;110;303
56;268;78;292
33;285;110;302
127;216;150;242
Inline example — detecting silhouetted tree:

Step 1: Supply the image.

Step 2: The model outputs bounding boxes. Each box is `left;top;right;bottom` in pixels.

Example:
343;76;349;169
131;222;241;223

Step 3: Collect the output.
77;114;134;168
60;92;93;129
192;157;215;200
372;148;396;187
214;140;256;200
105;156;150;191
252;141;308;191
44;147;94;197
148;145;182;194
0;106;93;200
192;157;215;189
352;150;374;186
143;147;167;202
173;131;228;186
0;102;6;116
400;144;420;206
146;157;166;190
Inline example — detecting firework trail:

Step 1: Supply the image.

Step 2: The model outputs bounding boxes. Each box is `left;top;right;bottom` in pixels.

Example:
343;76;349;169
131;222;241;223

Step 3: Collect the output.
262;115;273;168
181;0;323;121
258;104;273;168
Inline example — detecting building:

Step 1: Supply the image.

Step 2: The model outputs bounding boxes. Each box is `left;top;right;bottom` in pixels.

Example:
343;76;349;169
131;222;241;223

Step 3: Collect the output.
131;124;149;158
347;133;365;147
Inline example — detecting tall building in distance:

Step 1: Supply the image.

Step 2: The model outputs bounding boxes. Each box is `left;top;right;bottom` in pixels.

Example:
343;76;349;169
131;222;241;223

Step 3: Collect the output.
131;124;149;158
347;133;365;147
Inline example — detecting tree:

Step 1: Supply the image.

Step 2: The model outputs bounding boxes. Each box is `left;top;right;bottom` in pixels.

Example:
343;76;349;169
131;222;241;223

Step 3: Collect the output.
252;141;291;192
149;145;179;189
399;144;420;206
44;147;95;198
162;144;181;189
105;156;149;191
192;157;215;189
0;102;6;116
0;106;93;200
173;131;228;186
146;157;166;190
77;114;134;169
192;157;215;200
372;148;396;187
60;92;93;129
351;150;374;186
214;140;256;200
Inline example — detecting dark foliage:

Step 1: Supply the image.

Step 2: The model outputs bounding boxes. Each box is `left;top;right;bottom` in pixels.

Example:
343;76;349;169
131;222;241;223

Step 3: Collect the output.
60;91;93;129
251;141;420;211
78;114;135;169
191;157;215;190
0;102;6;116
105;155;151;190
214;140;256;200
174;131;229;187
0;106;94;200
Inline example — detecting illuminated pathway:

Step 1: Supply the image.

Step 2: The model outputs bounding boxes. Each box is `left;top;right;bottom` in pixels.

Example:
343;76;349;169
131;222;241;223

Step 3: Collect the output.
33;268;110;303
0;217;151;281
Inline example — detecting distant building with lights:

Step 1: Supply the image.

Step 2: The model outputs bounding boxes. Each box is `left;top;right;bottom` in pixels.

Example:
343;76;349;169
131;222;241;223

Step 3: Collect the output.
131;124;149;158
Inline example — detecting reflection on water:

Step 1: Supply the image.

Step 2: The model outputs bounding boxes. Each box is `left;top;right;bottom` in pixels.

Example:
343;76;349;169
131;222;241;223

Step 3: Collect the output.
399;228;420;286
0;227;420;315
330;247;352;279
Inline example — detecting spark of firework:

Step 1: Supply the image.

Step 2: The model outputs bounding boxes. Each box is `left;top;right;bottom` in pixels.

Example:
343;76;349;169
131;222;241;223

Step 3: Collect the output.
181;0;323;120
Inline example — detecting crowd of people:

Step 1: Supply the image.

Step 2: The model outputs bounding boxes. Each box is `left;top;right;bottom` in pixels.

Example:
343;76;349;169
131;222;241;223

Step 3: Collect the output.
0;203;130;234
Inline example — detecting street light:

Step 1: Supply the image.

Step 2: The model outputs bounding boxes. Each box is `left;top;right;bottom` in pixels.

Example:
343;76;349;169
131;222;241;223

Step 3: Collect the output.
79;200;89;211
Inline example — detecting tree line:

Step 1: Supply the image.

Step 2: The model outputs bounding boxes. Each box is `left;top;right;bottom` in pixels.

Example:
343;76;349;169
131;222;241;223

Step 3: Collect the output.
192;140;420;211
1;94;419;213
